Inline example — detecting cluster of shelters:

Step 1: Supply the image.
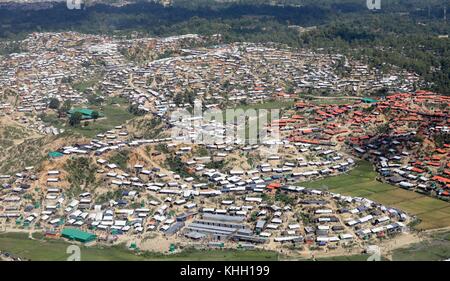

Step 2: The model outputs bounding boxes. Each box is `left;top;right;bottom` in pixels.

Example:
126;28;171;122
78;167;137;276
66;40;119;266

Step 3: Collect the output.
0;31;434;254
0;130;410;252
346;91;450;200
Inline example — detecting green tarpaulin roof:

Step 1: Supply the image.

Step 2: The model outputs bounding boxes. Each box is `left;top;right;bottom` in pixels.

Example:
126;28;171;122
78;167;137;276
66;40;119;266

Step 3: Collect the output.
361;98;378;103
61;228;96;242
48;151;64;158
68;109;103;119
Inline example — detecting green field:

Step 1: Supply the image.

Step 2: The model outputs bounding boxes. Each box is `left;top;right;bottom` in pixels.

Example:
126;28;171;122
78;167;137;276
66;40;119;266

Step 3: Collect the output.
70;102;135;138
314;254;372;261
309;98;357;105
299;161;450;230
41;97;135;138
0;233;278;261
2;231;449;261
299;94;360;105
232;100;294;111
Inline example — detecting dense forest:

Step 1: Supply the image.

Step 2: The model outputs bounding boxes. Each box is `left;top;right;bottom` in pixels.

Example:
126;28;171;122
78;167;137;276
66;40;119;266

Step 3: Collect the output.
0;0;449;94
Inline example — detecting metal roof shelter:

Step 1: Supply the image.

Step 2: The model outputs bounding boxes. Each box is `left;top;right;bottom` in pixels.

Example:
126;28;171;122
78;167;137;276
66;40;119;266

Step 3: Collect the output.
61;228;97;243
202;213;245;222
68;108;103;120
361;97;378;104
48;151;64;158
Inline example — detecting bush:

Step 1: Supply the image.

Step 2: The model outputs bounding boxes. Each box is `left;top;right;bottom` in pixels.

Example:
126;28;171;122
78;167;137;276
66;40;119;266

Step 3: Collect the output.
69;112;82;127
48;98;60;110
64;157;97;192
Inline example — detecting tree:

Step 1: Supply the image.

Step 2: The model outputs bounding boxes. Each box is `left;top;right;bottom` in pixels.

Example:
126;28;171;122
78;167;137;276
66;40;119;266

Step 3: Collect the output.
91;110;100;121
58;100;72;117
174;93;184;105
69;112;83;127
87;94;103;106
128;103;145;116
48;98;60;110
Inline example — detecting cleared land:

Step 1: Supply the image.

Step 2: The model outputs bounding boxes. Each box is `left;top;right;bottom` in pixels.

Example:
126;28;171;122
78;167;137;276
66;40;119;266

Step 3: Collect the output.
0;232;278;261
41;97;135;138
299;161;450;230
391;230;450;261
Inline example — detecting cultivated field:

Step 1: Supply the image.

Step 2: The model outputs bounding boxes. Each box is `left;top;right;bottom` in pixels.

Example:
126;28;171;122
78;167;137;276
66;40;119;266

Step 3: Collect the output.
300;161;450;230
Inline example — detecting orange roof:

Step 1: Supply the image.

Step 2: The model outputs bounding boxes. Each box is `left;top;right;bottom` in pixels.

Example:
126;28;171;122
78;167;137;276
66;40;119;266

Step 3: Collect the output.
290;137;320;145
433;176;450;184
411;167;425;174
267;182;281;189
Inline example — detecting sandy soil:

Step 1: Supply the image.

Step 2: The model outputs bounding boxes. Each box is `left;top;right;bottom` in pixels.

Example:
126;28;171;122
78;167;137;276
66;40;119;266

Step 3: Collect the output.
115;233;176;253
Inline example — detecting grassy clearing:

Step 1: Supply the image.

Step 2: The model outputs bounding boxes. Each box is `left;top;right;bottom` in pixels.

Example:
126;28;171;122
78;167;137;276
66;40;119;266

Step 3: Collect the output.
41;97;135;138
2;231;448;261
314;254;372;261
141;248;278;261
71;78;101;93
300;95;359;105
298;161;450;230
0;232;278;261
70;100;134;138
392;230;450;261
0;233;143;261
309;98;356;105
232;100;294;111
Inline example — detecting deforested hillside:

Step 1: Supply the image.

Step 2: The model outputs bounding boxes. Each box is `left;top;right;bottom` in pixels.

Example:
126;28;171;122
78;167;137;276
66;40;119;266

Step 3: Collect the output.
0;132;89;174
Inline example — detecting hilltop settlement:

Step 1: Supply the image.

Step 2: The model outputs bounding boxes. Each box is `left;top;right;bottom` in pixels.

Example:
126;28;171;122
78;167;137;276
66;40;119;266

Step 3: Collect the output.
0;32;448;258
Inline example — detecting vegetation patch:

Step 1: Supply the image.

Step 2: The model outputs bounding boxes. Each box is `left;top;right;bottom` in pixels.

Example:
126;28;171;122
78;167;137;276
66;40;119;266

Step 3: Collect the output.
108;150;130;171
64;157;98;196
0;232;278;261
